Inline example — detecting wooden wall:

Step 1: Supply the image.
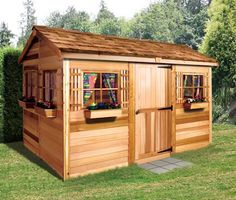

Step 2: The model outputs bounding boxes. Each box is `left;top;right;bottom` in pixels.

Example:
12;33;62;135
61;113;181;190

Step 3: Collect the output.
23;110;40;156
22;37;64;178
174;66;212;153
67;61;129;178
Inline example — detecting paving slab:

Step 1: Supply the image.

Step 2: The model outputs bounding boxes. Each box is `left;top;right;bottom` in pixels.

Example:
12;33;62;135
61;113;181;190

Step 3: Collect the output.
138;157;193;174
139;163;157;170
149;167;169;174
150;160;169;167
161;164;179;170
162;157;182;164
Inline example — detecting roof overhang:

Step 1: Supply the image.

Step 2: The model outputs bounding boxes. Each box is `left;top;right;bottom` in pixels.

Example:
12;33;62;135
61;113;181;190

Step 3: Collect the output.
155;57;219;67
18;30;37;64
61;52;219;67
18;27;62;64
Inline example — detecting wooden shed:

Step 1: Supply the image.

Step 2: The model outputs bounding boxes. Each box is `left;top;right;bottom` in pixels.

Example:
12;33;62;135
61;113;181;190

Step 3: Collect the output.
18;26;218;180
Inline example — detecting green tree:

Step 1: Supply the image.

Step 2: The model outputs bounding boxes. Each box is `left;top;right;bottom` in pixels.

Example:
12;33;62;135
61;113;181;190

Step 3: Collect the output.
175;6;208;49
46;11;64;28
93;0;121;36
171;0;210;49
174;0;211;14
129;0;187;42
201;0;236;112
95;0;116;23
46;7;92;32
0;22;14;47
17;0;36;47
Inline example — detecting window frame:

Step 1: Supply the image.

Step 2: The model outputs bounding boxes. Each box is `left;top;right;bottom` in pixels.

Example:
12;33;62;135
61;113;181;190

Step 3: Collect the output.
82;71;121;108
176;72;209;103
23;70;38;98
42;70;57;102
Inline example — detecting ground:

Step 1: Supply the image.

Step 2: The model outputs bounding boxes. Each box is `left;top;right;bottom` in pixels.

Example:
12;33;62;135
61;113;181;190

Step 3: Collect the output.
0;124;235;200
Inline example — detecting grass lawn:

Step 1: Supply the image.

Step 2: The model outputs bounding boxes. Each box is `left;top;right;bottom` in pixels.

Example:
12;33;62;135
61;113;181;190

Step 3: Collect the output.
0;124;235;200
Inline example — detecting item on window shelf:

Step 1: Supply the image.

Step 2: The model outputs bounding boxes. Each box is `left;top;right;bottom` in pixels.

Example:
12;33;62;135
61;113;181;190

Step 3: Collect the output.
103;73;117;103
35;100;56;118
87;102;121;110
18;96;36;108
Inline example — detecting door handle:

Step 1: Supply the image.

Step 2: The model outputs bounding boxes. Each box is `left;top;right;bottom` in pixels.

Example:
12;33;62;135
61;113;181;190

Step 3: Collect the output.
136;105;173;115
157;106;173;111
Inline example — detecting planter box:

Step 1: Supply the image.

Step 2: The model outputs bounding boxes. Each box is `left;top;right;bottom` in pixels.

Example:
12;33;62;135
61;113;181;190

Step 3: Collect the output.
18;100;35;109
84;109;122;119
35;106;57;118
184;102;208;111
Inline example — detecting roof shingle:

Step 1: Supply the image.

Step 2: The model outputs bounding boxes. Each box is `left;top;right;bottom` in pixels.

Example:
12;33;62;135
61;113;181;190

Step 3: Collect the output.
25;26;218;64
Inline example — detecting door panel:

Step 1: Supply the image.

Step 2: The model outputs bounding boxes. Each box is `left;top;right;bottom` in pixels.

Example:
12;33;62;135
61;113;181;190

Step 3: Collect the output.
135;65;172;160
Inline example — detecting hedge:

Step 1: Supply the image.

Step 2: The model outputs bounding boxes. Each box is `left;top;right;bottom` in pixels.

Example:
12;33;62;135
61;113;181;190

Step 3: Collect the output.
0;48;23;143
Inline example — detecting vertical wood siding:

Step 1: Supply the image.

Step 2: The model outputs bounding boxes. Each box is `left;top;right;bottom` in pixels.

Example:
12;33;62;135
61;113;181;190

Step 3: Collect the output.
134;64;172;161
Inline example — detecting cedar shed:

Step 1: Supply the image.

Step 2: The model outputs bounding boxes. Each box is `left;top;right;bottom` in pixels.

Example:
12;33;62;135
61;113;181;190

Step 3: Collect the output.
18;26;218;180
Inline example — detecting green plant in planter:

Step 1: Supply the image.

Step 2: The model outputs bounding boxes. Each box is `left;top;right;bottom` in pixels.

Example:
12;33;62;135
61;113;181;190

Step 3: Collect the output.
87;102;121;110
185;97;206;104
183;97;206;110
36;100;56;109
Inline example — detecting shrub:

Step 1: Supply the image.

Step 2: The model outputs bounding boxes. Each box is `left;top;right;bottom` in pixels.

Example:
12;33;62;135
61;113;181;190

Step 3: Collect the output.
0;47;22;143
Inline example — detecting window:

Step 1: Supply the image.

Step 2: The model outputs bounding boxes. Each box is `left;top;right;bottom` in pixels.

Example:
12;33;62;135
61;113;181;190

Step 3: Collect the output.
176;73;208;103
82;72;119;107
183;75;203;99
24;70;37;98
43;71;56;102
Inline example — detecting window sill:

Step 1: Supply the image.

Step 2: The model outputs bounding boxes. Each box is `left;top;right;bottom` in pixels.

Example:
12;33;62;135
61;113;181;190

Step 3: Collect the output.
84;109;123;119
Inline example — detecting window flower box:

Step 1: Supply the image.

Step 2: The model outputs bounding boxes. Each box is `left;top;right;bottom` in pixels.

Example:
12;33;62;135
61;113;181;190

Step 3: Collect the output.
84;102;122;119
18;100;35;109
34;101;56;118
84;109;122;119
34;106;57;118
18;96;35;108
183;98;208;111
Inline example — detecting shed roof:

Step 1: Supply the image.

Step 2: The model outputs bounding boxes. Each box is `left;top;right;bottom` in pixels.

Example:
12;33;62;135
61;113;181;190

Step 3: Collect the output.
19;25;218;65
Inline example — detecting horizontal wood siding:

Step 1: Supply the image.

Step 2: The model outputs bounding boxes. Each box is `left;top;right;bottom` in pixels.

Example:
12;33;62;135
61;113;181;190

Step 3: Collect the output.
39;116;63;176
69;126;128;177
174;66;211;153
23;110;39;156
23;109;64;177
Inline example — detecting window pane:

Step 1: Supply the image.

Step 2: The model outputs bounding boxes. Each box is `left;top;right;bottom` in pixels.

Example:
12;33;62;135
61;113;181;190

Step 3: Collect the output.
83;72;100;89
83;90;93;106
102;90;118;104
183;75;192;87
44;71;56;102
102;73;118;88
194;88;203;99
194;75;203;87
94;90;101;103
184;88;193;99
26;73;31;97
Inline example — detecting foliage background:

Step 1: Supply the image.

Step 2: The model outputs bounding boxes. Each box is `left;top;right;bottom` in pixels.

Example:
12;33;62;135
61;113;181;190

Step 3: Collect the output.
0;48;22;142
